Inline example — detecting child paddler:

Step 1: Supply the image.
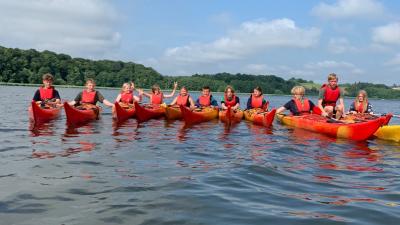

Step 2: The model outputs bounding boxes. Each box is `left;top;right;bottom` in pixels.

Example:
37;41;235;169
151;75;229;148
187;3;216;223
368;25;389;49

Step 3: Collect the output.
318;73;345;119
246;86;268;110
276;86;320;115
195;86;218;108
141;82;178;104
32;73;61;107
114;82;142;105
349;90;373;114
68;79;113;111
221;85;240;110
170;86;195;108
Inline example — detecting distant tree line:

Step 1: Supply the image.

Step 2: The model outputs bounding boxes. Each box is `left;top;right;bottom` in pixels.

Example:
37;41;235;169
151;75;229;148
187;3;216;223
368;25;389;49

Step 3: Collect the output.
1;45;399;98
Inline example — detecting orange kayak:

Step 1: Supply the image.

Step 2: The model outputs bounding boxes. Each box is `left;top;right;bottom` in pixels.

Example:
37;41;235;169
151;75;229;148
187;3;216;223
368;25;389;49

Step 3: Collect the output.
29;100;62;123
165;105;182;120
180;106;219;124
113;102;135;122
134;102;165;122
219;107;243;123
276;113;388;141
64;102;100;125
244;108;276;127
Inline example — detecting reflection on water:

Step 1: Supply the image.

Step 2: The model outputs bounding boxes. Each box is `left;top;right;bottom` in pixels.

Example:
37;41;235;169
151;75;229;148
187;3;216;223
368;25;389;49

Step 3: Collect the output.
2;86;400;225
31;122;97;159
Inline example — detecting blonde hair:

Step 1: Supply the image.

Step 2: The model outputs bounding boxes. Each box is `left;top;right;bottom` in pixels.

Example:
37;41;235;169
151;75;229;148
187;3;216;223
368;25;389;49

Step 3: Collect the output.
224;85;235;94
328;73;338;81
291;86;305;96
121;82;131;92
355;90;368;112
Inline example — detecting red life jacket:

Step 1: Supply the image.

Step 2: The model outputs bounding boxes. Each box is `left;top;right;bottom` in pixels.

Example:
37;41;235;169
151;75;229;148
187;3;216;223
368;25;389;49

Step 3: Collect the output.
293;98;311;115
39;87;54;101
251;94;263;108
151;93;163;104
120;91;133;104
321;84;340;107
224;95;237;107
176;95;190;106
81;90;96;104
356;101;368;113
198;95;211;106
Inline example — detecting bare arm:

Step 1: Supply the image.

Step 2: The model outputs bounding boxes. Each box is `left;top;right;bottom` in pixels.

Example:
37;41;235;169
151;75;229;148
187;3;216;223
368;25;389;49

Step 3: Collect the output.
163;81;178;98
232;103;240;110
102;99;114;107
317;99;329;117
221;103;228;110
114;94;122;103
170;96;178;105
338;97;345;112
141;91;152;98
188;97;195;109
133;95;141;102
276;106;286;114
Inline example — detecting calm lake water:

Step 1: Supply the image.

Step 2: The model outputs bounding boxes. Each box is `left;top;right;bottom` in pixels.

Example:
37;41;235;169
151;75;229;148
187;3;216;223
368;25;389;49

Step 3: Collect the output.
1;85;400;225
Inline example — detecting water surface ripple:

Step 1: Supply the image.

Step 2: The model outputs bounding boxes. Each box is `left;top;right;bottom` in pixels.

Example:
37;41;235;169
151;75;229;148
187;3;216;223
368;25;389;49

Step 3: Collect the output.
0;86;399;225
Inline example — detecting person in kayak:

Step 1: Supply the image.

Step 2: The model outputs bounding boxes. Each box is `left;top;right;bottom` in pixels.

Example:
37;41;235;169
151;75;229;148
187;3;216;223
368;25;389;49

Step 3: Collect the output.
32;73;61;107
276;86;319;115
246;86;268;110
68;78;113;108
141;82;178;104
317;73;345;119
170;86;195;108
195;86;219;108
221;86;240;110
114;82;142;104
349;90;373;114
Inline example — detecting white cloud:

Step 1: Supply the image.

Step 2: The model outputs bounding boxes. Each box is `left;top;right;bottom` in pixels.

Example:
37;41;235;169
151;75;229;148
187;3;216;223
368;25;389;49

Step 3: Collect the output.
164;18;320;64
372;22;400;45
312;0;385;20
328;37;357;54
0;0;121;58
244;64;268;74
305;60;362;72
384;54;400;65
303;60;364;82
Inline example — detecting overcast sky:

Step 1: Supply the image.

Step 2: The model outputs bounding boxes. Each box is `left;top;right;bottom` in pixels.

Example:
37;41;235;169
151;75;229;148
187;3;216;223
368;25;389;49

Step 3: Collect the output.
0;0;399;84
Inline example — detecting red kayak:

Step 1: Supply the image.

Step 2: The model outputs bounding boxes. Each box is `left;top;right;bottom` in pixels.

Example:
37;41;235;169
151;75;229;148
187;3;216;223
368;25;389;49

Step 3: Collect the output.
113;102;135;122
219;106;243;124
276;113;388;141
180;105;219;124
244;108;276;127
64;102;100;125
29;100;62;123
134;102;165;122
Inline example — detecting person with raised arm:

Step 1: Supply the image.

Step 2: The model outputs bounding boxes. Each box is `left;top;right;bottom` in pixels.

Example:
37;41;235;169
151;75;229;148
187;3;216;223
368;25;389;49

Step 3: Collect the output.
141;82;178;104
170;86;195;108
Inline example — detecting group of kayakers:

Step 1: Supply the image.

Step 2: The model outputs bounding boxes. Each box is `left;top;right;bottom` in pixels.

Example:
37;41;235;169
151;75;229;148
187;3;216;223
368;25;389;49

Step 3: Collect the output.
32;72;373;119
